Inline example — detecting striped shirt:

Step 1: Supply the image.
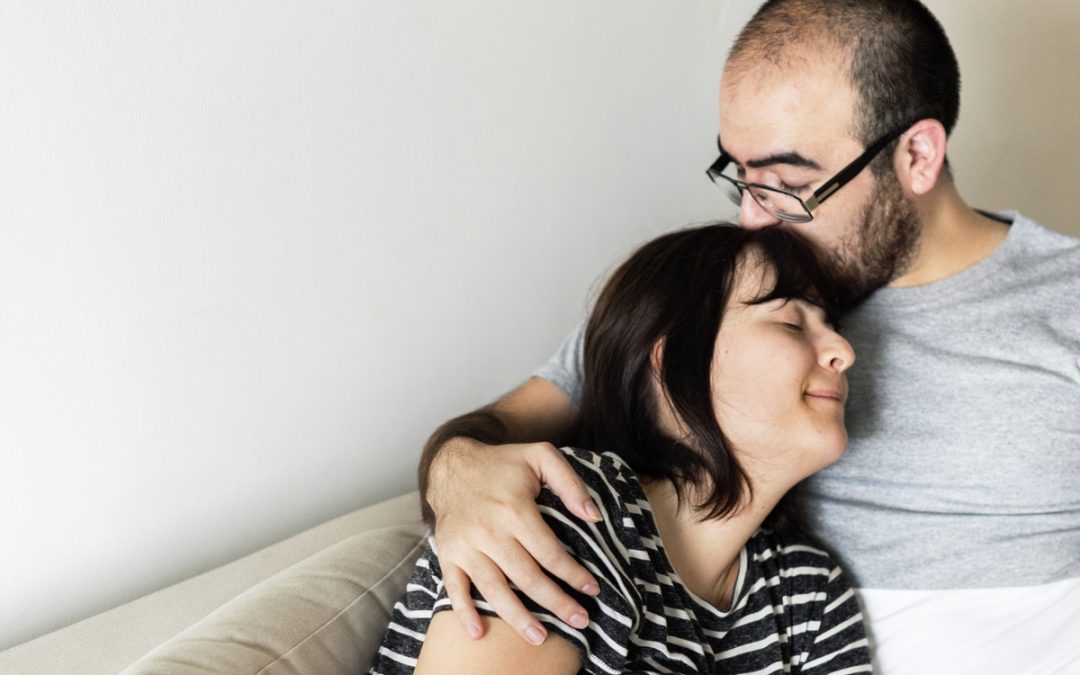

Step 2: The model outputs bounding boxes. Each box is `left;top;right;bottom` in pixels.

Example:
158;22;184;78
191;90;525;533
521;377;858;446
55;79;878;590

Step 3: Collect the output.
372;448;872;674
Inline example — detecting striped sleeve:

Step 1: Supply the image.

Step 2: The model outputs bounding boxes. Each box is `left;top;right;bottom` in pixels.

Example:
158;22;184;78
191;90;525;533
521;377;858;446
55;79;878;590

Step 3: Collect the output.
371;451;640;674
799;564;872;673
454;484;639;674
370;550;443;673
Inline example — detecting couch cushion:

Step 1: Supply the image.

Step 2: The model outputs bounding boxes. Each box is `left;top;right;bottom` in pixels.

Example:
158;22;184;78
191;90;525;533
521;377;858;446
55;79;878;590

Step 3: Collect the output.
121;521;429;674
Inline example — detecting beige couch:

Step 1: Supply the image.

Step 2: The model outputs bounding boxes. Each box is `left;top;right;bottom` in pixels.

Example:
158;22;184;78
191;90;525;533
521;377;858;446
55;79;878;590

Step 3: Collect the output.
0;492;428;675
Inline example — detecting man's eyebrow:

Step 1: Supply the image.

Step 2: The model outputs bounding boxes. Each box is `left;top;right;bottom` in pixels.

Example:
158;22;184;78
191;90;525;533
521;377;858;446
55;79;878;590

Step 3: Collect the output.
718;140;824;171
744;152;822;170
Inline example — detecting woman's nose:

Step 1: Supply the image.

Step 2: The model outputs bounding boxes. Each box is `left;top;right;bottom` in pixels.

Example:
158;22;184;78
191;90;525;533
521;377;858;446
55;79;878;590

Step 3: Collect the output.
820;331;856;373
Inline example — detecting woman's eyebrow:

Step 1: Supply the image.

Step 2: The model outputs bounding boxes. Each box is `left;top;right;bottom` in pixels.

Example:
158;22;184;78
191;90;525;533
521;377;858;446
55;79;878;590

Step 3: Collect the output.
800;300;834;324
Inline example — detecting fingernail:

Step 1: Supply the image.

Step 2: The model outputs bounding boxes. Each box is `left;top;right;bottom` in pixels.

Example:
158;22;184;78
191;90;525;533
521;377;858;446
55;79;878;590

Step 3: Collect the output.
581;582;600;596
525;626;546;645
568;611;588;629
467;622;481;640
584;501;602;522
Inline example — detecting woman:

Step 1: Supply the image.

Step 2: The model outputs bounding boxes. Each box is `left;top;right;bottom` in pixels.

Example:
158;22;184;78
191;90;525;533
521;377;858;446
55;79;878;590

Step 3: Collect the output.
372;224;872;673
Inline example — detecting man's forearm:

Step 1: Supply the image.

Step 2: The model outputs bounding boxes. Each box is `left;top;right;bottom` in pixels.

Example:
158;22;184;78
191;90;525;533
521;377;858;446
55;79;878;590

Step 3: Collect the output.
418;406;511;523
418;378;580;524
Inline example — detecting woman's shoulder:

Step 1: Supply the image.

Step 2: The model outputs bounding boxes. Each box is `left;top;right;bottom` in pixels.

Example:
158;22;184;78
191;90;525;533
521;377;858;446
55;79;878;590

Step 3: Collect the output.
558;446;635;474
544;447;665;577
534;448;655;628
543;447;666;561
554;447;645;503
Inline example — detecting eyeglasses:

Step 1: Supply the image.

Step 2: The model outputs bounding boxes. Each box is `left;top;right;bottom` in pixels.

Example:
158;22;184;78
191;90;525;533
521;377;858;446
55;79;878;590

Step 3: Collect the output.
705;123;913;223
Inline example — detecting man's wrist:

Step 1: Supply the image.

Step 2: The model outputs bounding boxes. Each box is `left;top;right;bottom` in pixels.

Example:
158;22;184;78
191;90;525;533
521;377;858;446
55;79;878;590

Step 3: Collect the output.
418;409;510;524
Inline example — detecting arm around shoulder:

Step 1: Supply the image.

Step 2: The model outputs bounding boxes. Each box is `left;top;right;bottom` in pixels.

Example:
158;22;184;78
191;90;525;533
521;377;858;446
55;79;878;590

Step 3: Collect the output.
418;376;579;523
412;375;603;647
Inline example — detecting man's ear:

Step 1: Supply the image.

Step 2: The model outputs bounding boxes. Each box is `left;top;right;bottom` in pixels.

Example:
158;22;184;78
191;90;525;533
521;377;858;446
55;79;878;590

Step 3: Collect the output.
894;118;948;196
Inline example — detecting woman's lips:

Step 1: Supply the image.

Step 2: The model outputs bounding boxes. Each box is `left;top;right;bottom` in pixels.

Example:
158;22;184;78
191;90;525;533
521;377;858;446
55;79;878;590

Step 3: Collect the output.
805;388;845;403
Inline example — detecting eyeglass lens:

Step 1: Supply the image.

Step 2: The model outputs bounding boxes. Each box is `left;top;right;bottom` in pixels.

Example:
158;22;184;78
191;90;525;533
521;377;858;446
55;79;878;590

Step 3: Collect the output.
723;181;810;222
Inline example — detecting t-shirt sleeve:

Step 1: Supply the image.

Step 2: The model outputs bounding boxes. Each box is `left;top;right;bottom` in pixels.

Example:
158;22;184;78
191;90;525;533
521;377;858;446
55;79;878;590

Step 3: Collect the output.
369;539;446;674
444;487;638;673
532;320;586;408
799;563;873;673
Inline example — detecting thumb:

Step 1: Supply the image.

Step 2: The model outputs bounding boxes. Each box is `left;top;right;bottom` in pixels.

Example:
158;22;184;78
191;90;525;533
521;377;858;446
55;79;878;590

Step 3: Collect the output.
529;444;602;523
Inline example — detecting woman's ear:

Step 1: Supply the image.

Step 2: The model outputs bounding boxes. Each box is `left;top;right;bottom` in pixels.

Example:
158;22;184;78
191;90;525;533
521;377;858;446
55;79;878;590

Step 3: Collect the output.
648;337;685;440
895;118;948;196
650;338;665;376
648;336;699;450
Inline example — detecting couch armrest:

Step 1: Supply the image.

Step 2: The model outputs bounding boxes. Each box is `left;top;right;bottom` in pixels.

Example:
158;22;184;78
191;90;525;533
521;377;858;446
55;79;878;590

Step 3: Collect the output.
0;492;425;675
122;521;429;674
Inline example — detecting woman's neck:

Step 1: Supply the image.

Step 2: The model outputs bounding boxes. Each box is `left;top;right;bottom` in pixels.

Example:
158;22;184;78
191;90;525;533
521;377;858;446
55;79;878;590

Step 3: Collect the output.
640;477;784;610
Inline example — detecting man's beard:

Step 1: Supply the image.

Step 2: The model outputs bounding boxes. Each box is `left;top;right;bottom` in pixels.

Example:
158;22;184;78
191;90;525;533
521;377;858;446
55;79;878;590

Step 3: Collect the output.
826;172;921;309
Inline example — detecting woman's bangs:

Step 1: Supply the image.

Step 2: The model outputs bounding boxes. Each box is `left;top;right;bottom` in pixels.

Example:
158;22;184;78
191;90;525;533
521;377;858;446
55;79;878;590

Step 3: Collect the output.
743;233;843;325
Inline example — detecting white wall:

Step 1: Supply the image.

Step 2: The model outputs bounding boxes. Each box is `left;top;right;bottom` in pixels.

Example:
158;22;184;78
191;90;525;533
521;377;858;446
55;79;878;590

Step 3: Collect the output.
929;0;1080;229
2;0;1078;651
0;1;728;648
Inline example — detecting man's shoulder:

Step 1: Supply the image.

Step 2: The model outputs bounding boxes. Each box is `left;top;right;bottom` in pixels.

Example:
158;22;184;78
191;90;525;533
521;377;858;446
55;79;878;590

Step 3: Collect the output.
1007;212;1080;263
999;213;1080;316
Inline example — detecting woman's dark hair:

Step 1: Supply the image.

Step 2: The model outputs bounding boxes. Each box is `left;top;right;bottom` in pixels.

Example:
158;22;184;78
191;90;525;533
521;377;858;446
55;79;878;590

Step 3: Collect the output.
577;223;842;530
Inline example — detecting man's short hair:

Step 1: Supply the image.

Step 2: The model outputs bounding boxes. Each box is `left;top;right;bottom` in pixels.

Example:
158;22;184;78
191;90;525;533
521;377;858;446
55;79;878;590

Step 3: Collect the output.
729;0;960;174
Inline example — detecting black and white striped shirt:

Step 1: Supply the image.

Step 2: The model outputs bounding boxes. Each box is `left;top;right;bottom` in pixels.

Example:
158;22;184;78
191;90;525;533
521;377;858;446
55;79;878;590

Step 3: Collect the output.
372;448;872;674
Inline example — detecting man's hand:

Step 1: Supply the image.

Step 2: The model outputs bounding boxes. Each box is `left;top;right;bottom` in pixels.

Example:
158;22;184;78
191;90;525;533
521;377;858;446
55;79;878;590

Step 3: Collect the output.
427;436;603;646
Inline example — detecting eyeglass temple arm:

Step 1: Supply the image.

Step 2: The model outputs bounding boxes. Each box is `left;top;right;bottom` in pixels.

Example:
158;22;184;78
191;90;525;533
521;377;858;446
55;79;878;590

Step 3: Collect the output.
707;143;731;176
804;125;910;211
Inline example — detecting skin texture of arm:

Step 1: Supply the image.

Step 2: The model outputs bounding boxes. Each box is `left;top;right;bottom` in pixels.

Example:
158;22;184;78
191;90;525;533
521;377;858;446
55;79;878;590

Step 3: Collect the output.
419;376;603;645
414;612;581;675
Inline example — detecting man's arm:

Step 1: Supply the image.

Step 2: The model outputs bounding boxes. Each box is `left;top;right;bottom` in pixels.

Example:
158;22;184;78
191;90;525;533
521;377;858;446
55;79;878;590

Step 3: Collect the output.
418;376;603;646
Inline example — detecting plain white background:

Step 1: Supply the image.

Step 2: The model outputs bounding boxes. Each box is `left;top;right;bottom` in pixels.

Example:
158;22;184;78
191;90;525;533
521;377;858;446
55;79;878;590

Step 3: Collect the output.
2;0;1078;651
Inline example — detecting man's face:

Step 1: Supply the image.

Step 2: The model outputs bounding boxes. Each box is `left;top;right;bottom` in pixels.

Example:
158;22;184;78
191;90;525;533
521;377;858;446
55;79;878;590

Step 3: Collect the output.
718;57;921;302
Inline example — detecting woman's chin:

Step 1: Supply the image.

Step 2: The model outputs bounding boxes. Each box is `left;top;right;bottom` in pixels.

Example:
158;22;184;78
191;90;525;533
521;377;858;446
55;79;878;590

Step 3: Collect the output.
810;430;849;470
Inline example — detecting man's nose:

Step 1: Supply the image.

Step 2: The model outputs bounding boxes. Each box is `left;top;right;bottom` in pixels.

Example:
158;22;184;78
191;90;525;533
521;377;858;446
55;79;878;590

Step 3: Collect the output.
738;190;781;230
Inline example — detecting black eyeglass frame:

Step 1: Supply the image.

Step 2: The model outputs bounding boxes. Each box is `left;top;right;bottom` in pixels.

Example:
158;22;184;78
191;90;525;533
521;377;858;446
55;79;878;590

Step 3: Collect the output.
705;121;919;223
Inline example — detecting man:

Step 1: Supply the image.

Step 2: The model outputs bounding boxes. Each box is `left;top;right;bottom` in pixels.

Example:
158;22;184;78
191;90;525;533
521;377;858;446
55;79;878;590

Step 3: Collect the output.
418;0;1080;671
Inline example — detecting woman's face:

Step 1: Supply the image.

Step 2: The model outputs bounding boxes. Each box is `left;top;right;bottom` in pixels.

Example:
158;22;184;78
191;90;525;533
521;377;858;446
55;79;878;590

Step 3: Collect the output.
709;261;855;483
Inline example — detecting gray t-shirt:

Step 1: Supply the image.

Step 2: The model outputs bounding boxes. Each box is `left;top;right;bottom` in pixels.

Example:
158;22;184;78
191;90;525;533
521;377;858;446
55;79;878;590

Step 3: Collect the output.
534;212;1080;590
